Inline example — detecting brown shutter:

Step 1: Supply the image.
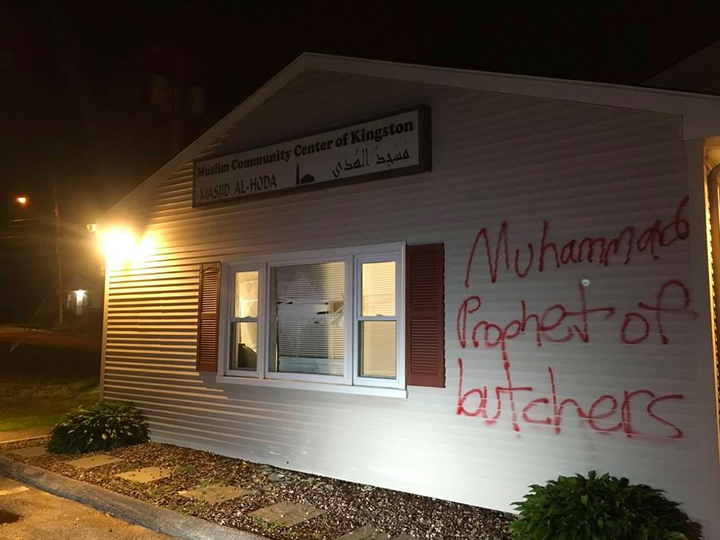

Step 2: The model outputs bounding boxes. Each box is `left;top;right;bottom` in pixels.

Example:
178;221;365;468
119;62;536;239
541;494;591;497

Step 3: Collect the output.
196;262;222;372
406;243;445;387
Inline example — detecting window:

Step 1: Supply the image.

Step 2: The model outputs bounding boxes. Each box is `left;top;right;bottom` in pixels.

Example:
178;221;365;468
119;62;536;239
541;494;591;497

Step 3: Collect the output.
223;245;403;390
269;261;346;377
204;242;445;392
229;270;261;372
357;259;397;379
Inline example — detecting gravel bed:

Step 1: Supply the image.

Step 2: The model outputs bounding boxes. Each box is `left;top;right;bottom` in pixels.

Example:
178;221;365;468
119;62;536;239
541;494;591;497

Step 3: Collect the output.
0;438;514;540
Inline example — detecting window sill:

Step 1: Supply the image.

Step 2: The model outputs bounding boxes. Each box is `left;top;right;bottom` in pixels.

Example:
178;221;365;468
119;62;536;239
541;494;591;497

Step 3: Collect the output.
215;375;408;399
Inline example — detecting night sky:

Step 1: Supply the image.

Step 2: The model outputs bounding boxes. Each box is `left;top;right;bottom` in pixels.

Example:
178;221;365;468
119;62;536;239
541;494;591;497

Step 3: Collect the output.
1;0;720;323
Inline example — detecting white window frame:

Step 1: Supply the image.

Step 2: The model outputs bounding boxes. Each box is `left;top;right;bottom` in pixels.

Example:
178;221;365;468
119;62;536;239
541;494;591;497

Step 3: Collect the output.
223;263;266;377
353;253;405;389
217;243;406;396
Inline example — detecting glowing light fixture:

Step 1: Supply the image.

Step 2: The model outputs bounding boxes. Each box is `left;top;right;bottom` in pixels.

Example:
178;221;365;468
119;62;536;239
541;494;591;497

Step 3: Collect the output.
15;196;28;206
99;228;157;265
74;289;87;304
101;229;138;263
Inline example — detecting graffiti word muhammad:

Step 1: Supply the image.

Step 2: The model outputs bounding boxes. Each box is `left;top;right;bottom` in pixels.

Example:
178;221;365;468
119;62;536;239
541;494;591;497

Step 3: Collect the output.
464;196;689;286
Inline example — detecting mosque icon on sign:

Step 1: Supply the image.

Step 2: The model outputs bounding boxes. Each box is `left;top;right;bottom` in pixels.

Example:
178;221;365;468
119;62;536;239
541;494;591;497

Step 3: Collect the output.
295;163;315;185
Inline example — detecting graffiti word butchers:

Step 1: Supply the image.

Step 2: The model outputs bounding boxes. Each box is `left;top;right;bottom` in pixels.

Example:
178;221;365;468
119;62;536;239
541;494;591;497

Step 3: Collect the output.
456;360;684;439
464;196;689;286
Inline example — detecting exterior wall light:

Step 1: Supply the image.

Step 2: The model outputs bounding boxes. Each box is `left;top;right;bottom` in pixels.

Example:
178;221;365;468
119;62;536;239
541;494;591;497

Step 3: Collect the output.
100;229;138;264
99;228;157;265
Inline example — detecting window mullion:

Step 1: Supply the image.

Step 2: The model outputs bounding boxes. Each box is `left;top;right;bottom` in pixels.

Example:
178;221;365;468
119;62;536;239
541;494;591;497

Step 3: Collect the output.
345;255;355;386
396;249;405;389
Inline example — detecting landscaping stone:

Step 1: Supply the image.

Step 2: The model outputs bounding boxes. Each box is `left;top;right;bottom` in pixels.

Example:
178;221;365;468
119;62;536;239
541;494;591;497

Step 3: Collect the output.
336;524;391;539
267;472;286;482
67;454;123;469
178;484;251;504
249;501;326;527
9;445;48;458
116;466;174;483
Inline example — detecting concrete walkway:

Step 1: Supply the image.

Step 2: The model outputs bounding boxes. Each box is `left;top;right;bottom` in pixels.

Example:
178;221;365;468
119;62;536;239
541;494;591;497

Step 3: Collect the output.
0;428;51;444
0;476;173;540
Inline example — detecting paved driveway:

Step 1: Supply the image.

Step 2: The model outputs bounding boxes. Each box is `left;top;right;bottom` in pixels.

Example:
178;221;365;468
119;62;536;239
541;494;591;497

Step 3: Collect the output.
0;477;172;539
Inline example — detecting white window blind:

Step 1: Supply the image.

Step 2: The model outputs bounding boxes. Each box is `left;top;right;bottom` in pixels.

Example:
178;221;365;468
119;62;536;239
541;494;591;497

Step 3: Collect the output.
270;261;345;376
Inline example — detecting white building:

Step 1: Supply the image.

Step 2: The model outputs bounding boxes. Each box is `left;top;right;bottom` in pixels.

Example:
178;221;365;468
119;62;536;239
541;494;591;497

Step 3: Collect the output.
98;54;720;536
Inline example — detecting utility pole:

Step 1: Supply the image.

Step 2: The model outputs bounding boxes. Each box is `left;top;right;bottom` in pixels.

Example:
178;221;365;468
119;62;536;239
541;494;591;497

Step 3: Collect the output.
53;179;63;327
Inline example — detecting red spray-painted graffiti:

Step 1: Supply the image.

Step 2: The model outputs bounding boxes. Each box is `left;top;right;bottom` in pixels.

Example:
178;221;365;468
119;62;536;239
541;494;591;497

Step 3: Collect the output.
456;359;684;439
464;196;689;287
457;280;695;355
457;197;695;440
455;279;695;436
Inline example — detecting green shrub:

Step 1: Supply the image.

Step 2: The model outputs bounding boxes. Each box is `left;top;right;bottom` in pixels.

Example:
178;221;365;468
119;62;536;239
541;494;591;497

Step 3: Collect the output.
511;471;700;540
48;400;149;454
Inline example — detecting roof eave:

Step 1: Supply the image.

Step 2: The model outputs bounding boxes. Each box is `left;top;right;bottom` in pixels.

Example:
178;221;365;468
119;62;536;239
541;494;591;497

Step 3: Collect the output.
304;53;720;140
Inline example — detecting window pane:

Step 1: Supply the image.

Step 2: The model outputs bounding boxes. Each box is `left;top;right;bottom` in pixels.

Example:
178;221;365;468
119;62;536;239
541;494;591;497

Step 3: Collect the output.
234;271;259;318
270;261;345;376
230;322;258;370
360;321;396;378
361;261;396;317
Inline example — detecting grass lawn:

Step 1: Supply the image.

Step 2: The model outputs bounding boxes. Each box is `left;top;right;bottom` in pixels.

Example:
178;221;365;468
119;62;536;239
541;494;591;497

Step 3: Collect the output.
0;374;99;431
0;336;100;432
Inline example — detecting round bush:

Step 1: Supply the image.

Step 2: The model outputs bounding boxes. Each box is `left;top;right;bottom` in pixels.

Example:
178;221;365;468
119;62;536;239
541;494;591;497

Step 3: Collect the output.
49;400;149;454
511;471;700;540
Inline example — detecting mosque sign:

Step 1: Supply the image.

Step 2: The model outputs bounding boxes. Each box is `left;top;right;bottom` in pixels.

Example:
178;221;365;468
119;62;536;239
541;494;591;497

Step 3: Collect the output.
193;106;431;206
